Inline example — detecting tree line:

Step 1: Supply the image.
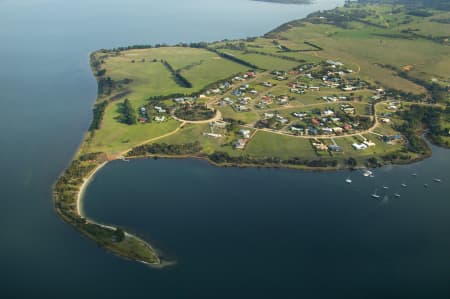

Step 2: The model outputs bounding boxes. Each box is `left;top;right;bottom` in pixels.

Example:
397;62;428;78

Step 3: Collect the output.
127;142;203;156
161;60;193;88
121;99;137;125
89;101;108;131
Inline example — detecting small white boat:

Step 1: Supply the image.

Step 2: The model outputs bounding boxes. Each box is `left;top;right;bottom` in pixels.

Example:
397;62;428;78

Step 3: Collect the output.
345;178;352;184
412;173;417;177
383;186;389;190
363;170;373;177
401;183;407;188
371;190;381;199
433;178;442;183
371;193;381;199
394;193;401;198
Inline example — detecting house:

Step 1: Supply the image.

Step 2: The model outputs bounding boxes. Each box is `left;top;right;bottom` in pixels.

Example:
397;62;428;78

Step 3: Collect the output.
321;127;334;134
154;116;166;122
381;118;391;123
342;86;355;91
333;127;344;134
221;97;234;105
311;118;320;125
383;135;403;143
173;98;185;104
352;143;368;150
235;139;248;149
313;142;328;151
278;97;288;105
277;115;289;124
308;127;318;135
322;109;335;116
264;112;275;119
326;60;343;66
293;112;307;118
290;126;304;132
239;129;251;139
328;144;342;152
154;106;166;113
343;107;355;114
236;105;248;112
203;132;222;138
364;140;376;147
210;121;228;129
233;90;242;96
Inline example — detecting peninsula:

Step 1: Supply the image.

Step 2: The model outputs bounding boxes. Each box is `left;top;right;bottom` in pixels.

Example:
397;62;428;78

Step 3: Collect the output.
54;0;450;265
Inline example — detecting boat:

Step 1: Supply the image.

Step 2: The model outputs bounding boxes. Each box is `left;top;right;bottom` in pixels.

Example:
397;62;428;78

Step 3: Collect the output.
383;186;389;190
424;184;429;188
120;156;130;162
433;178;442;183
371;190;381;199
412;173;417;177
401;183;407;188
345;178;352;184
363;170;373;177
394;193;401;198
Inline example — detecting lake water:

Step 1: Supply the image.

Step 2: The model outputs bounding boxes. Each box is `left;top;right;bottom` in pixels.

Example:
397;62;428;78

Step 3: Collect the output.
1;0;450;298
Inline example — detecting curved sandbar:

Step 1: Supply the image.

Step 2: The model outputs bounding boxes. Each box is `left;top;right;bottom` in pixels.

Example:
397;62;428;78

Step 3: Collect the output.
54;155;161;266
76;160;163;266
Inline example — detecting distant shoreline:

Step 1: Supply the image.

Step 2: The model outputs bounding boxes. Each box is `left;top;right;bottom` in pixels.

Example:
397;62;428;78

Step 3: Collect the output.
252;0;313;5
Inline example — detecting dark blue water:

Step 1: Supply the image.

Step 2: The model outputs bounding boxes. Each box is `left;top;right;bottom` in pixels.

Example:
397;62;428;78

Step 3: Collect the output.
83;144;450;298
2;0;450;297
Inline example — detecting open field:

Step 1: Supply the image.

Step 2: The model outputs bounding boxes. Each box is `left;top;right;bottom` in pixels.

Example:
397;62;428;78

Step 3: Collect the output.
245;131;318;160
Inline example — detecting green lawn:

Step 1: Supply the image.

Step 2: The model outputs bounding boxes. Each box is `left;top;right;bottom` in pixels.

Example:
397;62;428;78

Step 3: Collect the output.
245;131;317;159
84;118;180;154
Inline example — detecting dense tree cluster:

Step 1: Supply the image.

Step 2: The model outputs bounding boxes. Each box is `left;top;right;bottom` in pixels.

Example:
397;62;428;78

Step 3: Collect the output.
396;105;449;151
208;151;338;168
127;142;203;157
174;104;216;121
121;99;137;125
89;101;108;131
98;77;114;95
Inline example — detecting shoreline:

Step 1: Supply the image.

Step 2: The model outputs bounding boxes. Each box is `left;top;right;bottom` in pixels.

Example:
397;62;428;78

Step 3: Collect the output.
125;142;433;172
73;159;168;267
77;161;108;218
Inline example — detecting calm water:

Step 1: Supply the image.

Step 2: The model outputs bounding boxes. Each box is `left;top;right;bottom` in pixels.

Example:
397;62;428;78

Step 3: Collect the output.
1;0;450;298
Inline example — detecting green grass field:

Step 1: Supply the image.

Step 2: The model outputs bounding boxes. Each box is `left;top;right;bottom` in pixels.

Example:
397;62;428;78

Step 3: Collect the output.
245;131;318;160
83;2;449;163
